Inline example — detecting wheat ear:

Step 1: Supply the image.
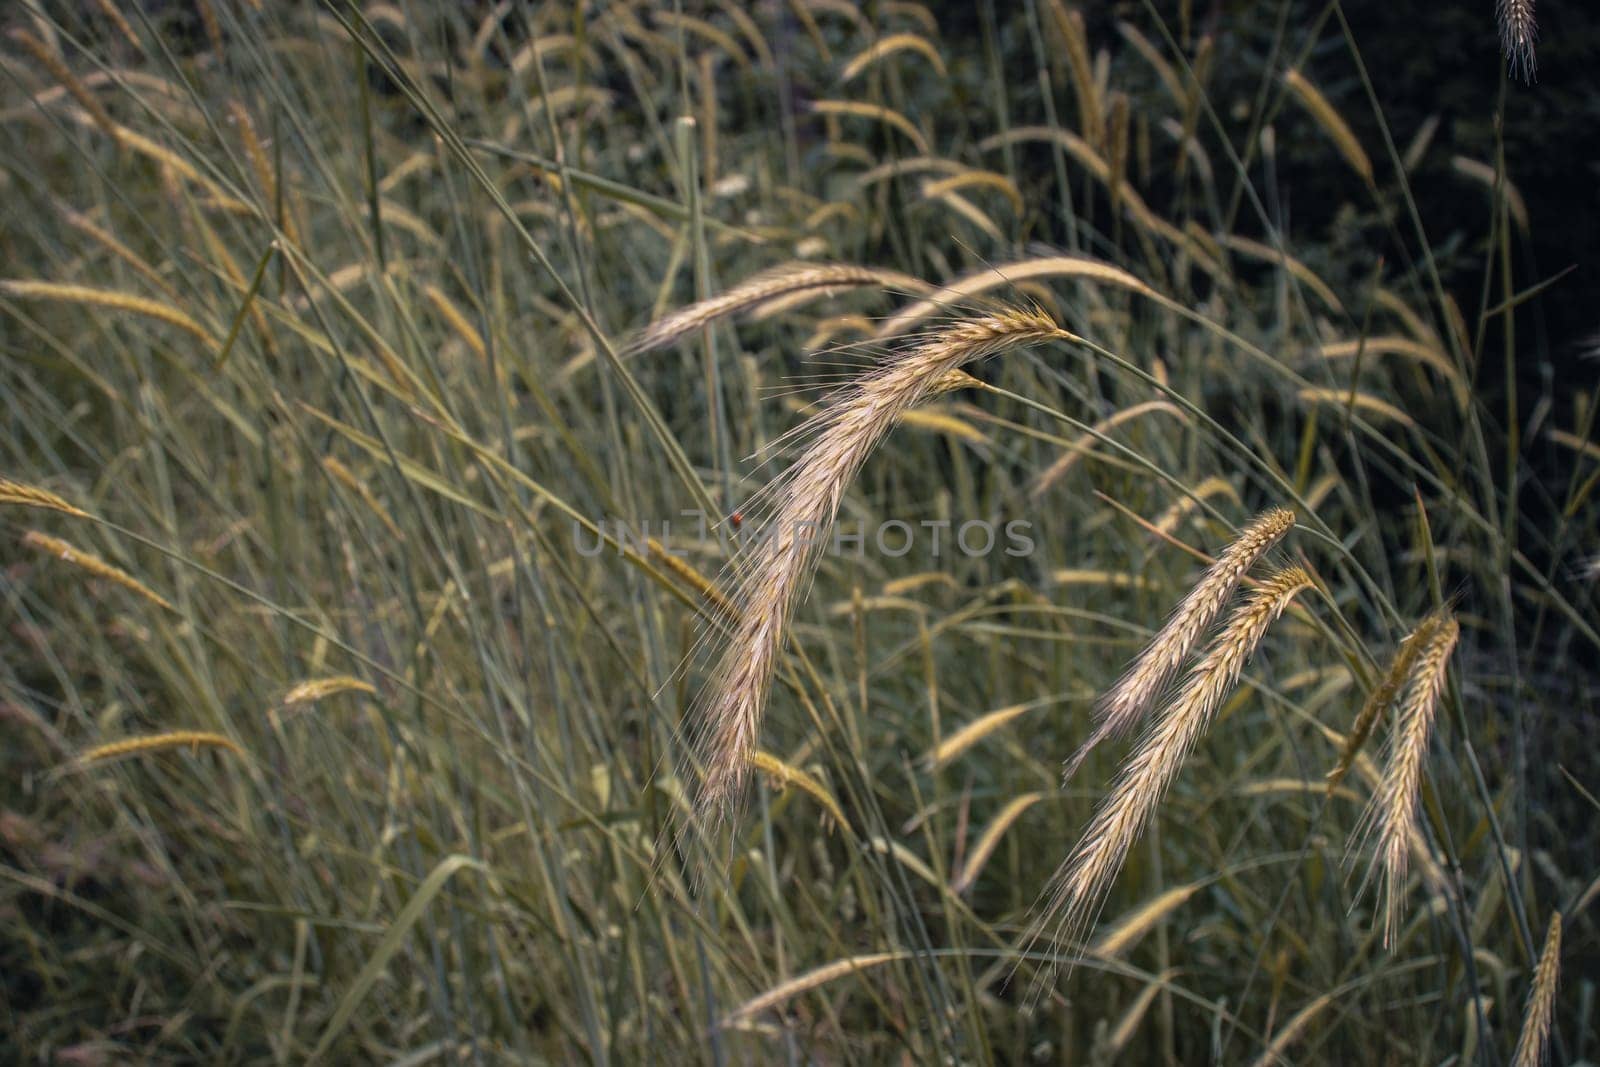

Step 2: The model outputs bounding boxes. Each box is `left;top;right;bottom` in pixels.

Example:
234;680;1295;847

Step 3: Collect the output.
1497;0;1538;83
0;477;90;518
624;263;918;355
1063;507;1295;783
693;308;1070;822
1358;613;1458;946
82;731;244;763
22;530;173;612
1511;911;1562;1067
1028;565;1314;985
1327;610;1445;792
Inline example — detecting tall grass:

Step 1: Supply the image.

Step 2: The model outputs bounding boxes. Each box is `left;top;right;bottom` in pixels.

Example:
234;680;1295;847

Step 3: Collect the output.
1;2;1593;1062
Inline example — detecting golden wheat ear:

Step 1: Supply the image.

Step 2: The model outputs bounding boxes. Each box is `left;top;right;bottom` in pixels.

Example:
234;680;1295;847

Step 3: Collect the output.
691;308;1071;825
1497;0;1538;83
1327;610;1446;792
621;263;920;356
1354;613;1458;947
1026;565;1314;993
1063;507;1295;784
1511;911;1562;1067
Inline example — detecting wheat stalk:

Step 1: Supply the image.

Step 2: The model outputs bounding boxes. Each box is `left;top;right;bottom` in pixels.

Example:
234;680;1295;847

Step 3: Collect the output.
1497;0;1538;83
692;308;1070;822
1357;613;1459;946
0;280;217;348
1511;911;1562;1066
624;263;914;355
1282;69;1374;184
8;28;121;146
82;731;244;763
1063;507;1295;782
90;0;143;54
1028;565;1314;987
22;530;173;612
281;676;377;707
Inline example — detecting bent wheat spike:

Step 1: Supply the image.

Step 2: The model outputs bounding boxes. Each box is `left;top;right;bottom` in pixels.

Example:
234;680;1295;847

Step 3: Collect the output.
1029;566;1313;985
82;731;244;763
693;309;1070;821
1282;69;1373;184
0;280;217;348
1064;507;1295;783
282;676;377;707
1328;611;1445;792
624;263;915;355
0;478;90;518
1511;911;1561;1067
22;531;173;612
838;32;945;82
1358;613;1459;946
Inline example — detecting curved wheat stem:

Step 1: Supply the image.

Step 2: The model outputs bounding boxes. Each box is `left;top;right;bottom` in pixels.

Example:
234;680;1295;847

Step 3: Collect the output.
1357;613;1459;946
1511;911;1562;1067
693;308;1070;822
1028;565;1314;988
1063;507;1295;783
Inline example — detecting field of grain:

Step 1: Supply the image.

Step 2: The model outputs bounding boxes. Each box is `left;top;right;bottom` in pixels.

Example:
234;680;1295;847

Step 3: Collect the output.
1;2;1596;1062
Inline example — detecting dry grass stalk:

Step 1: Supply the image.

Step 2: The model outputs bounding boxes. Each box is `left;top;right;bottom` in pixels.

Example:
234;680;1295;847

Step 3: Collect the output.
1030;565;1313;982
839;32;945;82
82;731;244;763
56;204;177;300
0;478;90;518
1452;155;1531;234
1153;477;1243;536
927;701;1037;769
722;952;907;1025
953;792;1047;893
1063;507;1295;783
877;255;1153;339
1327;611;1445;792
747;750;845;829
282;676;377;707
1091;882;1200;959
1250;991;1336;1067
8;28;121;146
91;0;143;54
810;99;930;152
647;537;735;619
693;308;1069;821
1510;911;1561;1066
424;284;488;361
1046;1;1103;147
22;531;173;612
625;263;910;355
322;456;405;542
1498;0;1538;83
0;280;217;349
1282;69;1373;184
1030;400;1189;499
1298;387;1415;427
1107;92;1131;213
1359;613;1458;946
